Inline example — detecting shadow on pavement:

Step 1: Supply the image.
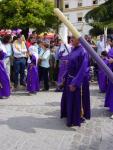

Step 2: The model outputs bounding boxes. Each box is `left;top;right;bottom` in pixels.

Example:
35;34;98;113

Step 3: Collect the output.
0;116;75;133
91;108;110;118
44;110;60;117
90;89;105;97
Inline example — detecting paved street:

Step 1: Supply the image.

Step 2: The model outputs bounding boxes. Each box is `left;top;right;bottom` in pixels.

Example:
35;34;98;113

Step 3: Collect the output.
0;84;113;150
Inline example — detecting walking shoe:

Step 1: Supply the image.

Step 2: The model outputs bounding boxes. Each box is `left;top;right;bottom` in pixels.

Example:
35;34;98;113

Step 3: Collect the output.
41;89;49;91
14;84;18;89
110;115;113;119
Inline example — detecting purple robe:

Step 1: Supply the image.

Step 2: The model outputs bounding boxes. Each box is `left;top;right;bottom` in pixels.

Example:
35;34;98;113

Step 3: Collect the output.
27;55;40;93
82;65;91;120
105;48;113;112
61;45;90;126
98;58;108;93
0;51;10;97
57;55;69;85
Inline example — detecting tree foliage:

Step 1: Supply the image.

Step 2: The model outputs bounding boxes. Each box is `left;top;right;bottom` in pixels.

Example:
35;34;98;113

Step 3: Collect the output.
85;0;113;35
0;0;58;33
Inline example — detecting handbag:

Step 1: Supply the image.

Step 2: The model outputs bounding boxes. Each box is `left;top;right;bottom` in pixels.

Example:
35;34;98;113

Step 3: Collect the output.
38;50;46;65
38;58;42;65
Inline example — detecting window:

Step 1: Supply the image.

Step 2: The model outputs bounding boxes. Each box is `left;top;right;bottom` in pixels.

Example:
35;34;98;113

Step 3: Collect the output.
93;0;98;5
78;17;82;22
78;0;82;7
65;3;69;9
77;13;83;22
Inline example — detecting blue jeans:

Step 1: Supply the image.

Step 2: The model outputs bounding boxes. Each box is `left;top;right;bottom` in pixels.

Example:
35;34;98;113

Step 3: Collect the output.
13;57;26;86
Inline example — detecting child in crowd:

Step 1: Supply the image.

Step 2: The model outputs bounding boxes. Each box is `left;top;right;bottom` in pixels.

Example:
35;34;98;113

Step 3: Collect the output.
98;51;108;93
27;39;40;94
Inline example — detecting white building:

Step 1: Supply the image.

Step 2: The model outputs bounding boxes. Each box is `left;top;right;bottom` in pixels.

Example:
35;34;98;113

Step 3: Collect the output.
56;0;106;43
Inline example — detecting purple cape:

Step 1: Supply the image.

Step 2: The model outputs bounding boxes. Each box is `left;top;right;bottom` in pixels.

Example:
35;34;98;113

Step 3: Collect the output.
27;55;40;93
105;48;113;112
0;51;10;97
57;55;69;85
98;58;108;93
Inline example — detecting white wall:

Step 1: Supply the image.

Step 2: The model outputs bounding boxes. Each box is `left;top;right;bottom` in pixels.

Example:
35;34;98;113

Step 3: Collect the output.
59;0;106;42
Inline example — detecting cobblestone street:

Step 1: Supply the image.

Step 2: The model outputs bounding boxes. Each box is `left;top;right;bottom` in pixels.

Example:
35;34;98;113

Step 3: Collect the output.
0;84;113;150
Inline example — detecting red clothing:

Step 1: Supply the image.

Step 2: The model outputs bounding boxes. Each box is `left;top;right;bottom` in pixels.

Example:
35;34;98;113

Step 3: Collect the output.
26;41;31;48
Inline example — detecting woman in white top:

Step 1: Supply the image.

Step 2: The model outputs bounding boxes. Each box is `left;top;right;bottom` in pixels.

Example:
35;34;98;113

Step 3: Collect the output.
38;42;50;91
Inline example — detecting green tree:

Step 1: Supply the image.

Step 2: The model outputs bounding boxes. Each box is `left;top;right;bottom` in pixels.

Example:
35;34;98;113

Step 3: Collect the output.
0;0;58;34
85;0;113;35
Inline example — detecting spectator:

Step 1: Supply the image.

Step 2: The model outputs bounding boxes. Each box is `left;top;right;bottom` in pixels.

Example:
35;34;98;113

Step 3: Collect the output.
12;34;27;89
39;42;50;91
0;35;12;79
97;35;105;55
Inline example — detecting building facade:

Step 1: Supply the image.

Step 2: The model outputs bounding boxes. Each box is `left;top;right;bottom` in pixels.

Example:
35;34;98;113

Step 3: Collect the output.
55;0;106;43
